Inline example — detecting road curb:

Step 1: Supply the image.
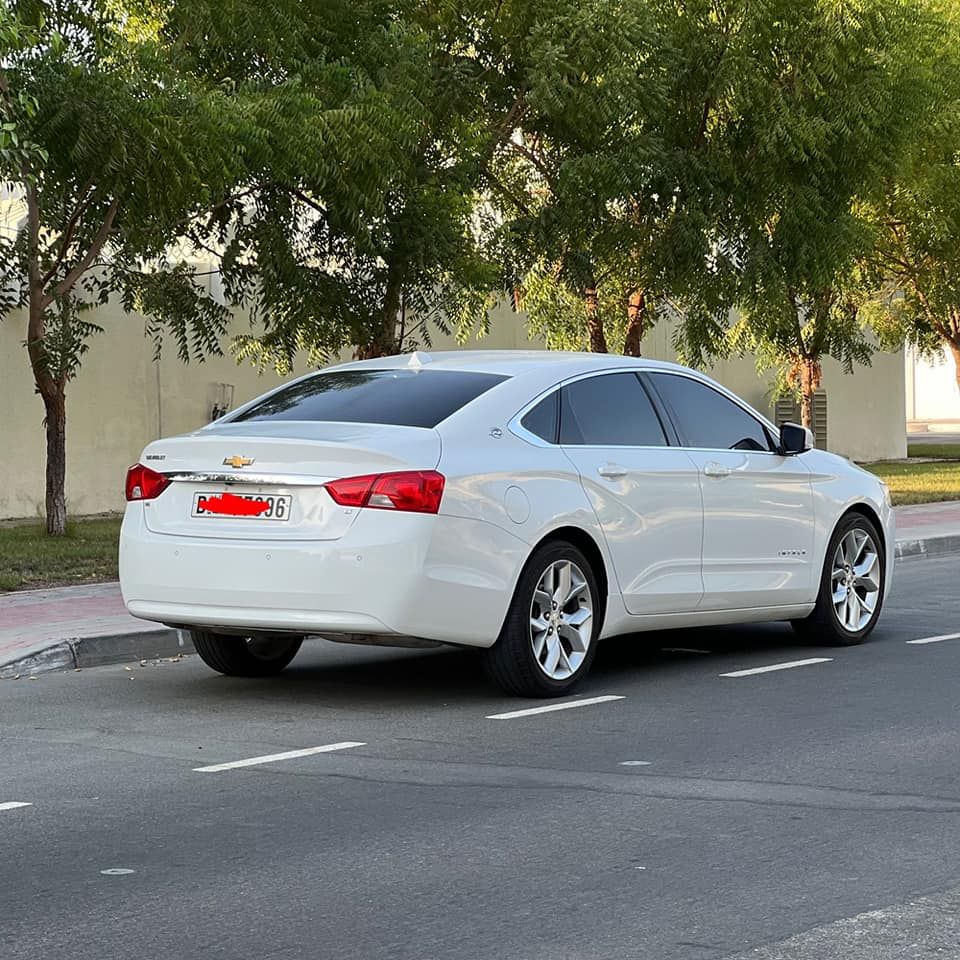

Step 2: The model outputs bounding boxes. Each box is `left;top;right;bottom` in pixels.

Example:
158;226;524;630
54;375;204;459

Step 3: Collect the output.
894;534;960;561
0;628;191;679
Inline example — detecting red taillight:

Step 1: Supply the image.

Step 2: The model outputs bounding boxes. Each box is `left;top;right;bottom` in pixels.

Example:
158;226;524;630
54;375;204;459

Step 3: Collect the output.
125;463;171;501
323;474;378;508
324;471;445;514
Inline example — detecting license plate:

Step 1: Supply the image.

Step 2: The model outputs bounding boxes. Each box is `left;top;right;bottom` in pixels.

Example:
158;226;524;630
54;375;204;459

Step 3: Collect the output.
192;492;292;521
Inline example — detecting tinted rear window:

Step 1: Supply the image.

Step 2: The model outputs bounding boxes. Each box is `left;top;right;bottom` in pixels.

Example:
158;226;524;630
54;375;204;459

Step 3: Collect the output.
232;369;508;428
560;373;668;446
521;391;559;443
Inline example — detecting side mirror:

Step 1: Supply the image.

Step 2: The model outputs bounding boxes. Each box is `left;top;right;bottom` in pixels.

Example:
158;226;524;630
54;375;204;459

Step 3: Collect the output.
779;421;813;455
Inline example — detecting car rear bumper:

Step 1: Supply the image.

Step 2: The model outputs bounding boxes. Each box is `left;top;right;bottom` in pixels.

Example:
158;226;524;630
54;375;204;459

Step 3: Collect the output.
119;505;529;648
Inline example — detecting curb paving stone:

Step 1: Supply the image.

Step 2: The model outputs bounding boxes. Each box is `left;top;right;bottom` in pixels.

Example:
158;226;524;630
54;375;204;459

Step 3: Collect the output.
0;628;190;680
2;530;958;680
894;533;960;561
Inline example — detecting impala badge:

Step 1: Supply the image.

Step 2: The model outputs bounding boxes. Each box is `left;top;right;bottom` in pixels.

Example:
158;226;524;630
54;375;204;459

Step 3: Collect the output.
223;455;255;469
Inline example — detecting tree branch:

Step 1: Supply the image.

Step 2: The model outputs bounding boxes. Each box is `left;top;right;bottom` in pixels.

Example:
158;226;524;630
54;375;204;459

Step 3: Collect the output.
42;196;120;309
485;169;532;217
506;139;555;186
288;186;328;218
39;180;97;289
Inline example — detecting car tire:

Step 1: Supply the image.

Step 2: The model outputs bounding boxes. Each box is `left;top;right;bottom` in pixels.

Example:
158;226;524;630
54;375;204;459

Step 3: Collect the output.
791;512;886;646
482;540;601;698
190;630;303;677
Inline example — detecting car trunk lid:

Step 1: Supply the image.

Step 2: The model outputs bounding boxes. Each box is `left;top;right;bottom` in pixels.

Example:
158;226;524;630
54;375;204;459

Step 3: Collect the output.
140;422;442;541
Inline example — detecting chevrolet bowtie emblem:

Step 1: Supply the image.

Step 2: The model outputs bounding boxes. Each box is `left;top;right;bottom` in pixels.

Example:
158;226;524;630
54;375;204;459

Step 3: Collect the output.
223;456;255;469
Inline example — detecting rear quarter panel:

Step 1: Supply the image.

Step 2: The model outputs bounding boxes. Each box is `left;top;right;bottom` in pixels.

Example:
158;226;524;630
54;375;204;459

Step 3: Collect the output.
435;424;624;636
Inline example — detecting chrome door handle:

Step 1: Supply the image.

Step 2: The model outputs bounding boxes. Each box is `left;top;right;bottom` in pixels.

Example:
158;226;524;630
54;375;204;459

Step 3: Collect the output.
598;463;628;479
704;462;731;478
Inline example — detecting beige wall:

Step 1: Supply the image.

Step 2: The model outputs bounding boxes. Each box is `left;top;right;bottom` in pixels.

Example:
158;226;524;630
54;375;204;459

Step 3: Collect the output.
0;302;905;520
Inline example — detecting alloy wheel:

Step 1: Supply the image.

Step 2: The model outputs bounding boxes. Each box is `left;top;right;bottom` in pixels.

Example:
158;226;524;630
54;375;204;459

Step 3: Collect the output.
831;528;881;633
529;560;593;680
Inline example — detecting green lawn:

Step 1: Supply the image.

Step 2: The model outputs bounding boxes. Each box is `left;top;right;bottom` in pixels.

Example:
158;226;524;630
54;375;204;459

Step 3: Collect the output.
906;443;960;460
863;460;960;506
0;516;121;592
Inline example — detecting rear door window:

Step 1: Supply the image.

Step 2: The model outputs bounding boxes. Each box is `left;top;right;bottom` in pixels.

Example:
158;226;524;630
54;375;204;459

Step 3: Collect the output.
648;373;774;451
231;369;508;429
560;373;668;446
521;391;559;443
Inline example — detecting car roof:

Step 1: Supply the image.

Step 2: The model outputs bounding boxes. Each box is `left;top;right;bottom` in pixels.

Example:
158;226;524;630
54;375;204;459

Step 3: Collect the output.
328;349;692;379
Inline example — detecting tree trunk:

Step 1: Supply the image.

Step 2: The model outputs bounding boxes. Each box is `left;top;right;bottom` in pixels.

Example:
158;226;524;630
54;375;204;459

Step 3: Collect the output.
26;262;69;535
356;269;402;359
42;388;68;536
27;292;68;535
623;289;645;357
796;356;822;434
584;285;608;353
799;384;813;432
947;338;960;395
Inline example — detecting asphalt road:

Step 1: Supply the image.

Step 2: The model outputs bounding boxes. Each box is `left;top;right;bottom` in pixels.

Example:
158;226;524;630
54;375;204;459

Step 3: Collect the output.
3;555;960;960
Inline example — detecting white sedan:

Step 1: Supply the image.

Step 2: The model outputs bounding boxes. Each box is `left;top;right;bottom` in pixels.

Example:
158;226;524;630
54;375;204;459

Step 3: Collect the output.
120;351;894;697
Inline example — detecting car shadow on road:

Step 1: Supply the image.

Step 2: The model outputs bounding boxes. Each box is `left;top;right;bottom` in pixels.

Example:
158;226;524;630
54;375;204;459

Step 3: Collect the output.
200;643;494;710
172;621;832;710
591;621;809;679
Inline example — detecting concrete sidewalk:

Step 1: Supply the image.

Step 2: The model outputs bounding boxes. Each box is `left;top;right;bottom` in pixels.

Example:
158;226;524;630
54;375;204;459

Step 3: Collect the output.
894;500;960;559
2;500;959;677
0;582;182;677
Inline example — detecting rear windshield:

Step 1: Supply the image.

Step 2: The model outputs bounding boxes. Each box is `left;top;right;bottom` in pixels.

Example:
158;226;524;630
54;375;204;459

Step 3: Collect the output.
231;369;509;428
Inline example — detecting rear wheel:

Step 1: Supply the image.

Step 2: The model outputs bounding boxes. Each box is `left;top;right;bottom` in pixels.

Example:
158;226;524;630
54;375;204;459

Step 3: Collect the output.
482;540;600;698
189;630;303;677
792;512;885;646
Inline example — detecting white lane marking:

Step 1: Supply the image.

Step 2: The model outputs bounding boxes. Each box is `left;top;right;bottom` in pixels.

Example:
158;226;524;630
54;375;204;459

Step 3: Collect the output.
100;868;135;876
720;657;832;678
619;761;652;766
486;695;625;720
0;802;32;811
193;741;365;772
907;633;960;645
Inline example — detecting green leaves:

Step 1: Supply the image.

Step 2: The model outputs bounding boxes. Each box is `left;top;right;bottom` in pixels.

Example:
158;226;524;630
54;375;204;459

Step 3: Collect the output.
4;0;960;399
859;32;960;366
675;0;953;411
1;0;254;390
0;5;46;175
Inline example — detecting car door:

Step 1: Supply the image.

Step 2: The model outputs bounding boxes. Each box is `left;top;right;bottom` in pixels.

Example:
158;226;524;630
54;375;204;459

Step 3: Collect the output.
645;371;815;611
557;371;703;615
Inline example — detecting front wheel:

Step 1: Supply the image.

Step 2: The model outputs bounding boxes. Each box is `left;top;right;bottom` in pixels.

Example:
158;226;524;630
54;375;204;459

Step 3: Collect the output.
482;541;601;697
792;513;885;646
190;630;303;677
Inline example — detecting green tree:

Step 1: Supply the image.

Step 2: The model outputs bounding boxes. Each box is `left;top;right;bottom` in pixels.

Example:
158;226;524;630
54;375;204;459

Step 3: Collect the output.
0;6;44;176
861;101;960;394
164;0;521;372
0;1;260;534
677;0;948;430
487;0;663;355
487;0;746;358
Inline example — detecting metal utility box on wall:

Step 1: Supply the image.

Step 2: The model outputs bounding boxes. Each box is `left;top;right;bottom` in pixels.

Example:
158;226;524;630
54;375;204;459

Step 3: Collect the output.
774;390;828;450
